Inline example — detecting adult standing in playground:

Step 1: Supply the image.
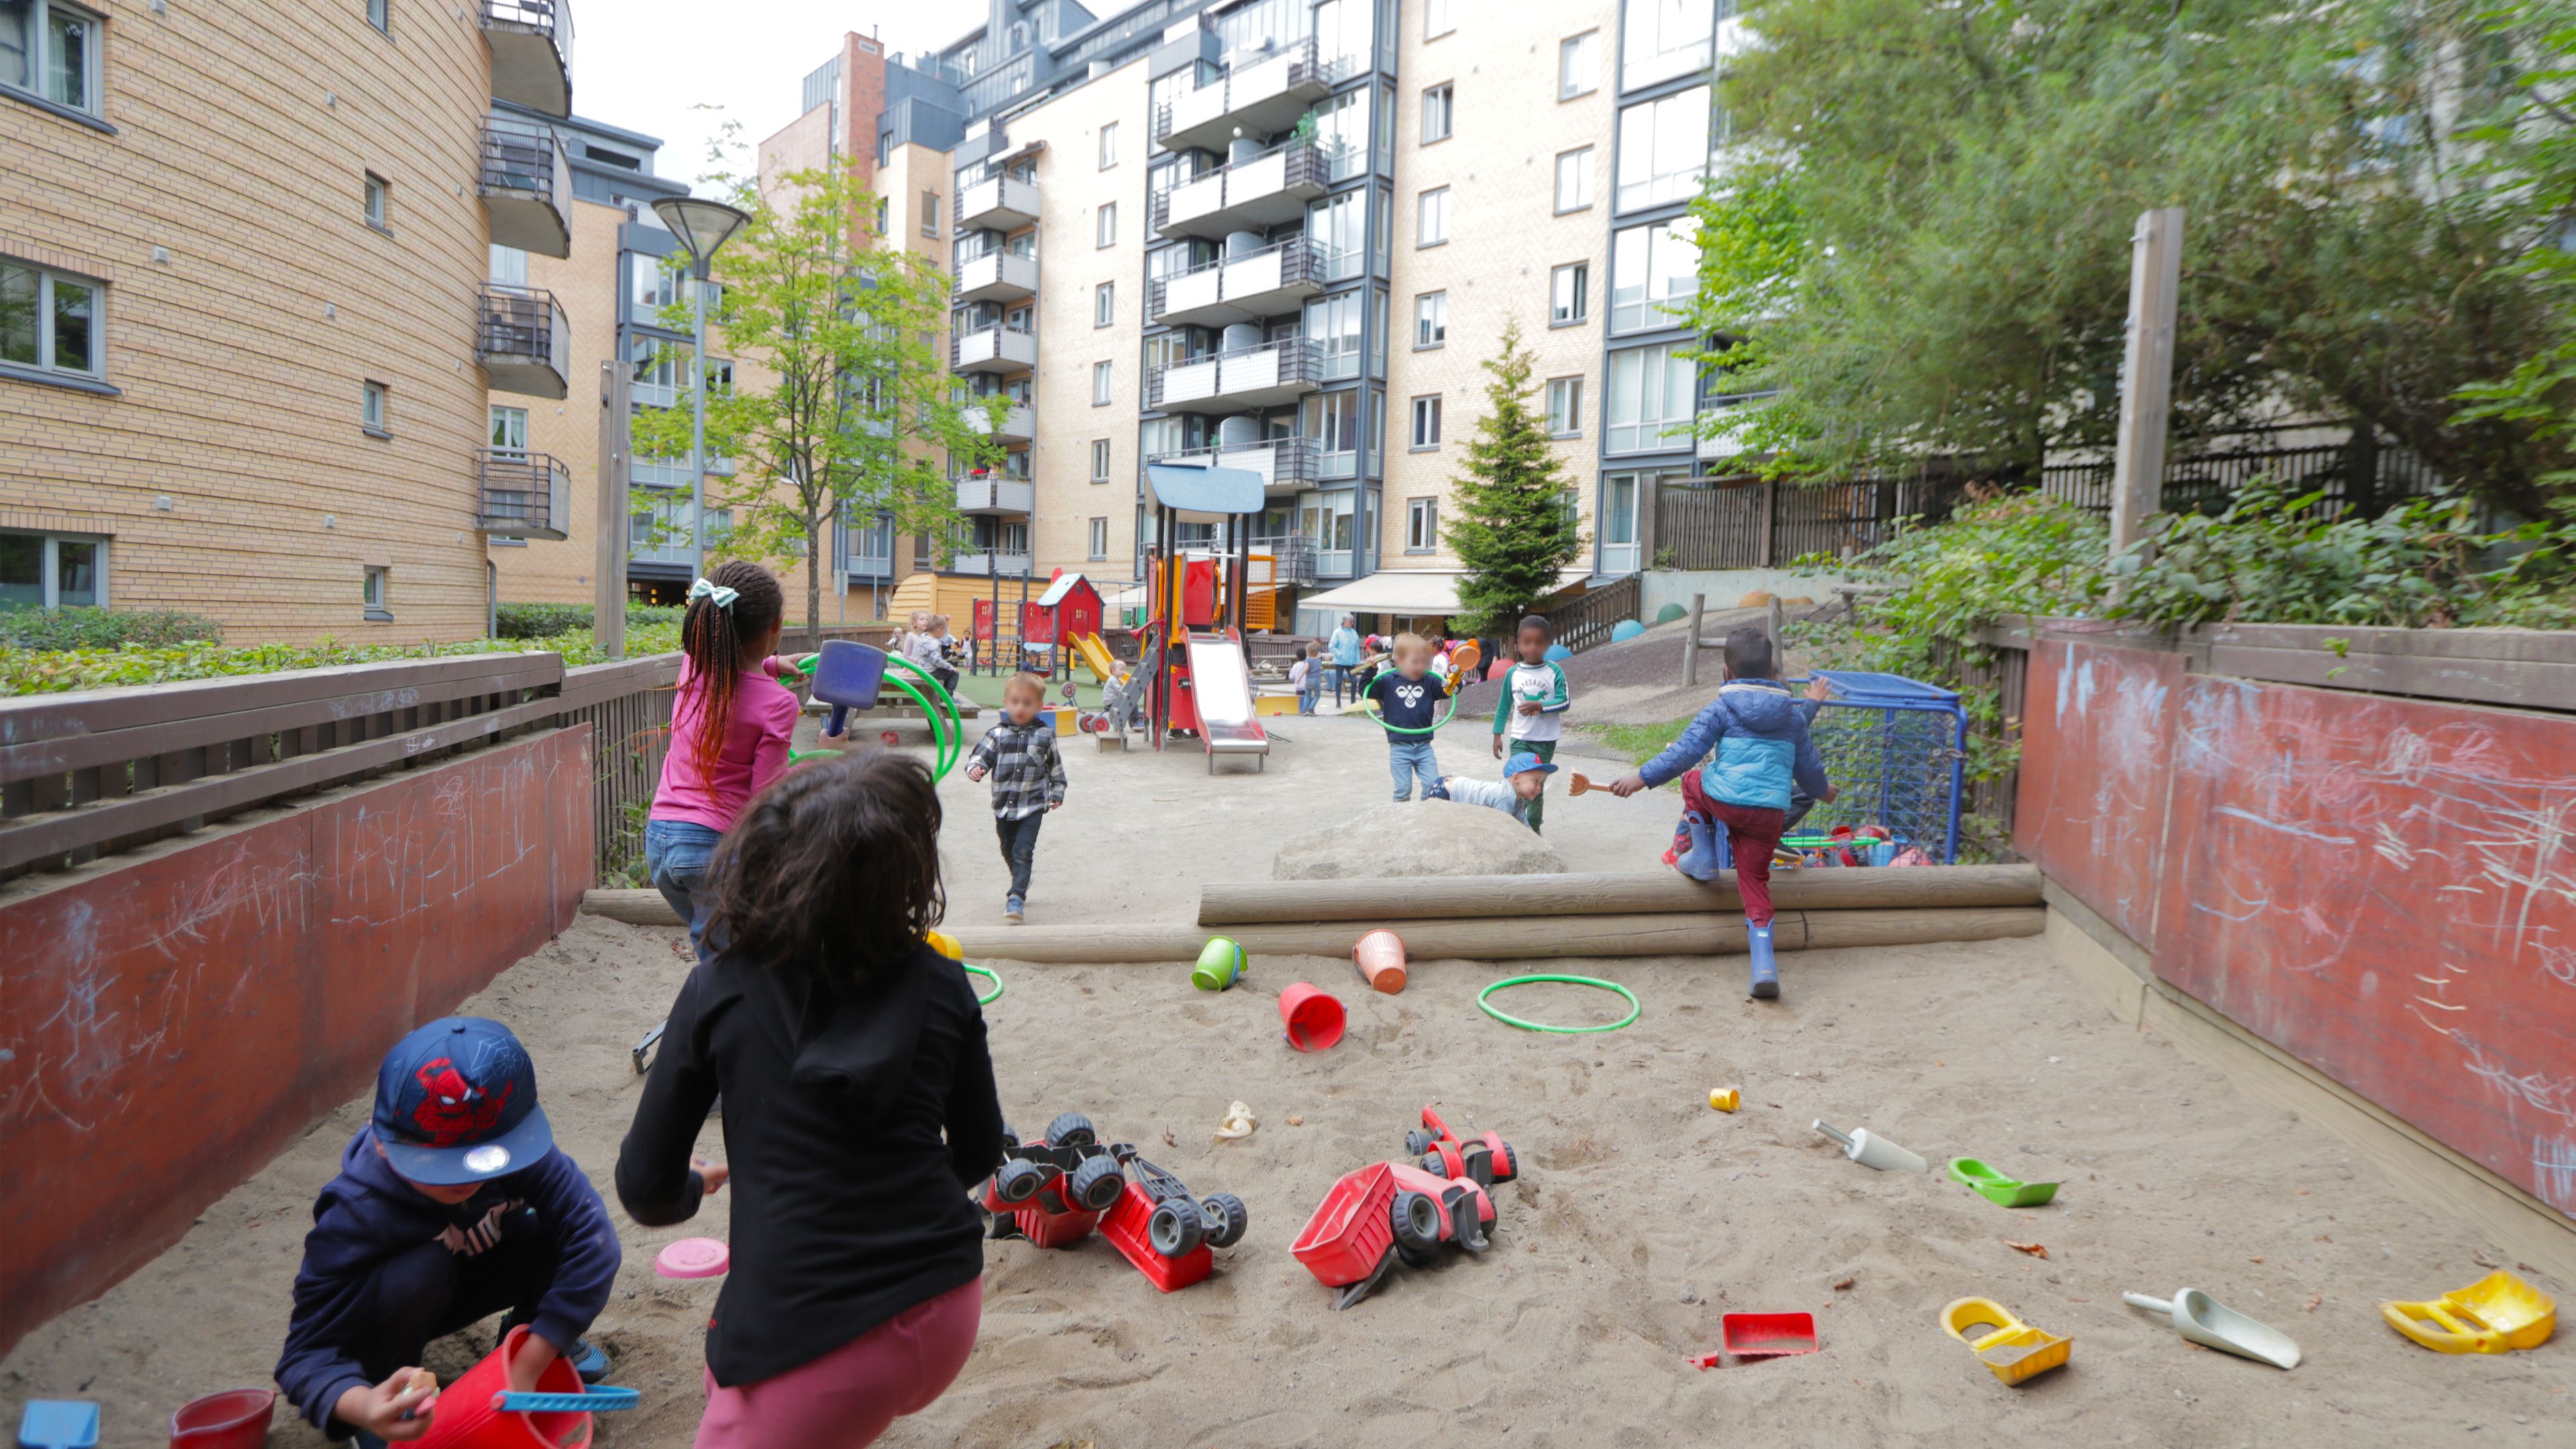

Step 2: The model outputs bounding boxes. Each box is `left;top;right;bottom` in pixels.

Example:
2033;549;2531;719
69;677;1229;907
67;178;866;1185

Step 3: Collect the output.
1327;614;1362;707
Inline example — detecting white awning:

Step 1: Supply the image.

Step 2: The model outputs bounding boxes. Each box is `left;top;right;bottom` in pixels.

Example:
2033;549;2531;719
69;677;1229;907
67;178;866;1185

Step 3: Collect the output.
1297;568;1592;618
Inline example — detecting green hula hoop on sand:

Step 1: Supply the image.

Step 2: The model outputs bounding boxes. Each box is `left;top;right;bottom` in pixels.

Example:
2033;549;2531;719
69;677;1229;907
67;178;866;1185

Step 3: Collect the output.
965;963;1005;1006
1477;973;1641;1034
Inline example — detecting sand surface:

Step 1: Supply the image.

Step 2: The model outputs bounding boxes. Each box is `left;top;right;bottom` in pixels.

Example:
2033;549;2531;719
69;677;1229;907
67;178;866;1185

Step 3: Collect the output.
5;710;2568;1447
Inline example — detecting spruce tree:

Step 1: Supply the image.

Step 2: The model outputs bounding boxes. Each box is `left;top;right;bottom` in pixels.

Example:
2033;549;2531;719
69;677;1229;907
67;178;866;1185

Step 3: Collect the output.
1444;322;1585;636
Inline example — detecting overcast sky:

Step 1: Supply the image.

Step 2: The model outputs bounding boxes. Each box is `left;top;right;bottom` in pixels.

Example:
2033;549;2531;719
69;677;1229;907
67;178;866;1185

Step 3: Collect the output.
574;2;971;193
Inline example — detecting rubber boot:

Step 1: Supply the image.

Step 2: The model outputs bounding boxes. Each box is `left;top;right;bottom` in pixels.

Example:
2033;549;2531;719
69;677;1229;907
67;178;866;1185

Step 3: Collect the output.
1674;811;1722;881
1746;920;1780;1000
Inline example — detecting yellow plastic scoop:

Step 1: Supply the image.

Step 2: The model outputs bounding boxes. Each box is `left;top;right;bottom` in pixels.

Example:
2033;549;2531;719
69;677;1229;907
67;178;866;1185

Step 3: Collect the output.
2379;1271;2557;1354
2123;1287;2301;1369
1939;1297;2072;1386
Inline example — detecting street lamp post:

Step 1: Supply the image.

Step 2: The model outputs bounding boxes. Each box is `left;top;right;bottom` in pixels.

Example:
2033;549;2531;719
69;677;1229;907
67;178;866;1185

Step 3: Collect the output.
650;197;751;585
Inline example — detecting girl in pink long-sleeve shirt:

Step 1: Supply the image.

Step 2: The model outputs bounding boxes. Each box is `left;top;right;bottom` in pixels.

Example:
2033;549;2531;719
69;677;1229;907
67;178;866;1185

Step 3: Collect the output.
647;561;808;937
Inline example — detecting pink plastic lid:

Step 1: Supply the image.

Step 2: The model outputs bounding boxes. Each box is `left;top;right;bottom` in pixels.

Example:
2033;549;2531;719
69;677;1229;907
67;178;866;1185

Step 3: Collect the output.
655;1237;731;1279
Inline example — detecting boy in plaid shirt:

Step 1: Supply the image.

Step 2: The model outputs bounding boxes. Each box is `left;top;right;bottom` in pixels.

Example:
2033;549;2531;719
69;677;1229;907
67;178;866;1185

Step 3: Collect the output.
965;672;1067;923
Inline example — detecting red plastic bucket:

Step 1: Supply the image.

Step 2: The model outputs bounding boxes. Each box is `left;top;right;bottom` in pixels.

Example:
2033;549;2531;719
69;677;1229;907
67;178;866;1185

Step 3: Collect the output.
1278;982;1346;1051
1352;930;1407;995
169;1389;273;1449
415;1326;593;1449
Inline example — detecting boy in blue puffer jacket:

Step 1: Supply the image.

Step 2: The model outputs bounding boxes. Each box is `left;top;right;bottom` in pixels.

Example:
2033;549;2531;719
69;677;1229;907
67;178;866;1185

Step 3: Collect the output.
1607;627;1835;1000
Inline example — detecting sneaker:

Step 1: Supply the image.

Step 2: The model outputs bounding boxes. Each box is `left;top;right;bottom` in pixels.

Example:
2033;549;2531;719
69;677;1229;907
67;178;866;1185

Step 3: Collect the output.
570;1337;612;1383
1004;895;1024;924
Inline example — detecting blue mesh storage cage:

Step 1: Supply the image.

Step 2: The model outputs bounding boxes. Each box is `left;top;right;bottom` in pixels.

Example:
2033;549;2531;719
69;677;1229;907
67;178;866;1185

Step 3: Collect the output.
1790;669;1967;863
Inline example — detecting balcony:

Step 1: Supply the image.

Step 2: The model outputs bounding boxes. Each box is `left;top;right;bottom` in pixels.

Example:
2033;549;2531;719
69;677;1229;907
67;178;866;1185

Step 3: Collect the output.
955;174;1040;233
1251;534;1319;586
478;449;570;539
843;548;898;580
1697;394;1778;462
482;1;573;118
952;323;1037;374
479;116;571;258
1153;139;1328;241
963;398;1034;442
1151;239;1324;328
1155;36;1342;154
1148;437;1320;496
951;551;1034;577
955;250;1038;305
479;282;570;399
1148;337;1321;414
955;474;1034;515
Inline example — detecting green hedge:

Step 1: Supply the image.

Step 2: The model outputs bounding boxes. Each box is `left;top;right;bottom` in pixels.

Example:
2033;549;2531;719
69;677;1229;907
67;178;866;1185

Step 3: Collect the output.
0;620;686;696
0;606;225;651
493;602;687;639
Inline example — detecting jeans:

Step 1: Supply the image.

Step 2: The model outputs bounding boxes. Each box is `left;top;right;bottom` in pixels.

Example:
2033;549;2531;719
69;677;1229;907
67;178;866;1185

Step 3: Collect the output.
1509;737;1558;833
341;1219;559;1446
1387;740;1440;802
995;812;1043;899
1326;664;1352;706
1299;675;1321;715
645;818;724;945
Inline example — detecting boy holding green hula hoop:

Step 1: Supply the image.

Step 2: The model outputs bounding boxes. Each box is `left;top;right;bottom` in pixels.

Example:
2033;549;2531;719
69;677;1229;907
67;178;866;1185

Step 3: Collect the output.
1364;633;1451;802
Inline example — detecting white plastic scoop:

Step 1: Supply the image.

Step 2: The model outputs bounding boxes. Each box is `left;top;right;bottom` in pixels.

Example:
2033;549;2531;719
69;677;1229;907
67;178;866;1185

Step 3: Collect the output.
2123;1287;2302;1369
1813;1119;1929;1173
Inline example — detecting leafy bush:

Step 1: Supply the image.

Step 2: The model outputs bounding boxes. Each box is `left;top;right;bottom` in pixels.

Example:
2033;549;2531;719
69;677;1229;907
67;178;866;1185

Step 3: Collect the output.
0;606;225;650
0;619;684;696
494;602;688;638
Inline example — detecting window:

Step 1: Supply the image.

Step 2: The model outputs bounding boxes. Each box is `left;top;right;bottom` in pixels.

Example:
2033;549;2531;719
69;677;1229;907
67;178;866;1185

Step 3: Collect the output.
1370;286;1389;376
1554;147;1594;213
1088;517;1109;560
1551;261;1589;325
1096;203;1118;248
1091;438;1112;484
1303;390;1361;476
362;566;390;621
1623;0;1718;91
1559;31;1599;99
360;380;388;435
1425;0;1454;39
921;191;939;237
1093;360;1113;405
0;258;101;379
1546;376;1584;437
1601;473;1643;570
875;196;890;234
1;0;101;119
490;405;528;454
0;531;103;610
1312;86;1370;182
1413;291;1446;348
1094;280;1115;327
1610;215;1699;331
1421;83;1452;144
1405;496;1439;553
364;172;390;229
1307;190;1363;280
1302;491;1358;559
1099;121;1119;168
1307;290;1364;379
1409;394;1442;449
367;0;388;33
1416;187;1448;247
1605;342;1699;453
1616;85;1711;211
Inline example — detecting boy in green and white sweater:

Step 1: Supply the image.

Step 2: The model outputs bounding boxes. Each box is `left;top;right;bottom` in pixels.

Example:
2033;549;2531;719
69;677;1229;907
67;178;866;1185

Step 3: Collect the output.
1490;614;1572;833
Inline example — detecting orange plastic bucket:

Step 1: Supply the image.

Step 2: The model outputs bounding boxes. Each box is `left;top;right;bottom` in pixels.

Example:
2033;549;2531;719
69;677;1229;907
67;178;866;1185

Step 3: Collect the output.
1278;982;1346;1051
414;1326;592;1449
1352;930;1407;994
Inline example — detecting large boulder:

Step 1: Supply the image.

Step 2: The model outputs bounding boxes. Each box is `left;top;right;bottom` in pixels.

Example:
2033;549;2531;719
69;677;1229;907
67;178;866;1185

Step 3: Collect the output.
1273;800;1567;881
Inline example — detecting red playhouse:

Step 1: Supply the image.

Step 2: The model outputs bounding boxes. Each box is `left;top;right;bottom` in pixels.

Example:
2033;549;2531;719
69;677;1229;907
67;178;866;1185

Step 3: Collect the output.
979;1111;1248;1292
1140;460;1270;772
1022;570;1106;681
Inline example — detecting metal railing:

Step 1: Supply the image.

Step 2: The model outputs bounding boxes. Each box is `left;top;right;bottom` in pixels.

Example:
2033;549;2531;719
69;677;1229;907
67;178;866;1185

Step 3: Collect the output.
1149;237;1320;320
1544;574;1644;656
478;449;571;537
1145;336;1321;408
478;283;570;388
1148;435;1320;489
1150;138;1325;232
477;117;571;246
951;321;1038;370
1250;533;1320;586
1151;35;1344;145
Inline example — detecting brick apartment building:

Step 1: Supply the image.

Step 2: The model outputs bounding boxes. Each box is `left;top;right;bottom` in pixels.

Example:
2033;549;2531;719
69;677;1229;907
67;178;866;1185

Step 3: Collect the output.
1;1;580;643
763;0;1739;635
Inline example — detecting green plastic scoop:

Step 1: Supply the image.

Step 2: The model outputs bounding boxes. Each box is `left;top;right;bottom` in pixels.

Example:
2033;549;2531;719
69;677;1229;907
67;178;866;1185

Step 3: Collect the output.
1948;1158;2059;1208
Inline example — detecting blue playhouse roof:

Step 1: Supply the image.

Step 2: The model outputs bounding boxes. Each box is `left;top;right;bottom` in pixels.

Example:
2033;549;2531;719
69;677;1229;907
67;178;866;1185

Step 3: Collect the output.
1809;669;1962;704
1144;463;1265;519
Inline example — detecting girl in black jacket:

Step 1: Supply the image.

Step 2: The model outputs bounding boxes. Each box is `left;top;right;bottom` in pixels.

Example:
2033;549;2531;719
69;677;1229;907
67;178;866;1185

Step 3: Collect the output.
617;751;1003;1449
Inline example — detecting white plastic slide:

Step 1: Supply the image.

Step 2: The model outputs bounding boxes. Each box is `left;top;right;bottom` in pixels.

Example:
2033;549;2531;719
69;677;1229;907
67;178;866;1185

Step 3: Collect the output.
1185;632;1269;771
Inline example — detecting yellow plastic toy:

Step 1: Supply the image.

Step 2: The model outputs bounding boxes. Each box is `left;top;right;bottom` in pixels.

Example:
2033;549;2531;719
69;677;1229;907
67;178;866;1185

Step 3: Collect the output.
1707;1087;1741;1112
926;930;963;961
2380;1271;2557;1354
1939;1297;2072;1386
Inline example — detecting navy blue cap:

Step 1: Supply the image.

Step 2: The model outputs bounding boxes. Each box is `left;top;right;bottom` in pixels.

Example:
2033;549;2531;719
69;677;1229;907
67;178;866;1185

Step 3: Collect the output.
372;1016;553;1185
1504;751;1559;778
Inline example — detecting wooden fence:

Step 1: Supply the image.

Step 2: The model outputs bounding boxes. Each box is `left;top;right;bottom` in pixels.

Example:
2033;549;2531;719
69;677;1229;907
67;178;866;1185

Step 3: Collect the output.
1544;574;1644;656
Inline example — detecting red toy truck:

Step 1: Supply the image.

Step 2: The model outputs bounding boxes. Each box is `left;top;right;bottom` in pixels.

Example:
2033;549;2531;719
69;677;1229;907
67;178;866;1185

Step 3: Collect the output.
1289;1105;1521;1309
981;1112;1248;1293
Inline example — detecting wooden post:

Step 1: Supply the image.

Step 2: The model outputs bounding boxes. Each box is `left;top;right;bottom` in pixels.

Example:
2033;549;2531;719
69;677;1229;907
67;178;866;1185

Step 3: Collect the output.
1757;476;1778;568
594;360;630;659
2108;207;2184;565
1766;595;1786;667
1682;592;1707;686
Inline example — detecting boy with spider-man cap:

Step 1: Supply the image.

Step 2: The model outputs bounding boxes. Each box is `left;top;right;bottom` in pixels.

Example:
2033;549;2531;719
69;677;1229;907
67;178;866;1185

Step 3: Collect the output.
276;1017;624;1446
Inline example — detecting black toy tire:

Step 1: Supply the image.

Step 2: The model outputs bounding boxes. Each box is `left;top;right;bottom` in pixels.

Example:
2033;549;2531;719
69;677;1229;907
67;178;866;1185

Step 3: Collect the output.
1066;1154;1125;1212
1419;1151;1449;1179
1148;1195;1206;1257
1199;1192;1249;1249
1395;1239;1440;1270
1043;1112;1096;1148
994;1158;1049;1203
1391;1190;1441;1253
1403;1128;1436;1156
1487;1137;1517;1183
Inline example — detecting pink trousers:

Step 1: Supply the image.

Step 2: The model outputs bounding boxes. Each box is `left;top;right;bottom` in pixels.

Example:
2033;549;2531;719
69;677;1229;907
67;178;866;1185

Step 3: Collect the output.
695;1277;983;1449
